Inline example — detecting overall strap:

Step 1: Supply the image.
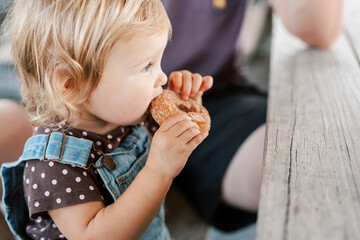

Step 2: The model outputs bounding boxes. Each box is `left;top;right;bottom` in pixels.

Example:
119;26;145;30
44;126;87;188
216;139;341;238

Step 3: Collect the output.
0;133;93;239
19;132;93;168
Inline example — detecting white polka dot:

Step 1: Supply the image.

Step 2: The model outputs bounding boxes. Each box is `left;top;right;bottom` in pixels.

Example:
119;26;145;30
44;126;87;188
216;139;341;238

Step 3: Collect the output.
56;198;61;204
28;196;30;201
59;234;65;238
25;162;29;168
71;164;76;167
36;216;42;223
44;128;50;133
140;121;145;126
96;141;101;146
32;227;38;231
40;228;46;232
44;191;50;197
26;179;30;184
97;151;101;155
69;132;73;135
31;166;35;172
91;153;95;158
52;223;57;228
121;128;125;133
107;134;113;139
40;237;45;240
33;184;37;189
79;194;85;200
108;144;113;149
52;179;57;185
76;177;81;182
152;126;158;132
62;169;68;175
82;131;88;136
83;171;87;176
34;127;38;132
94;170;98;174
66;188;72;193
41;173;45;178
117;137;121;142
49;161;54;167
34;202;40;207
89;186;94;191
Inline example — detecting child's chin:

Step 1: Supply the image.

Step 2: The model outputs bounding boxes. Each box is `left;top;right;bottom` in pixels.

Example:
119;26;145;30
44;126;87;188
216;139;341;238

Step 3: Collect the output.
133;114;147;125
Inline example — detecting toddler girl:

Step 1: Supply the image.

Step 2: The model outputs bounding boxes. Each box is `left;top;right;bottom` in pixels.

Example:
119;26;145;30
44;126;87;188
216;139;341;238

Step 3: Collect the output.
1;0;212;239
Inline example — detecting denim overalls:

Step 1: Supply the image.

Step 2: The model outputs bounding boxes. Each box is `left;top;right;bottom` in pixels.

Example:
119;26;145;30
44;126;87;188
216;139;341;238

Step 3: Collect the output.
1;125;171;240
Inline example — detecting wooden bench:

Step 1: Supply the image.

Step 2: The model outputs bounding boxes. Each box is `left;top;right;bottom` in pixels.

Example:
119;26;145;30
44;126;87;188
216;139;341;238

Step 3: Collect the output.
256;0;360;239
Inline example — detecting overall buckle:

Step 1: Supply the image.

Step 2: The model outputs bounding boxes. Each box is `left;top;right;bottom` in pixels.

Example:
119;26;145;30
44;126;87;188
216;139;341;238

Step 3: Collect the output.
42;132;66;162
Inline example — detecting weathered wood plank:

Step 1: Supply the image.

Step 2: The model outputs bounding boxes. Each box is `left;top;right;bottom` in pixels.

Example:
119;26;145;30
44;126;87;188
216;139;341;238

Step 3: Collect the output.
257;8;360;240
344;0;360;63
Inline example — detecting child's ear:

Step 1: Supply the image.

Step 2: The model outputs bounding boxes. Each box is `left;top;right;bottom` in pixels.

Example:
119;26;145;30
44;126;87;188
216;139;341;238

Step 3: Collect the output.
55;65;73;94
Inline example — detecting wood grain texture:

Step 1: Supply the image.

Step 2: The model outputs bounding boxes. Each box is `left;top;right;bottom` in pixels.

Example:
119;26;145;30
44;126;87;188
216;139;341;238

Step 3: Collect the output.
256;1;360;239
344;0;360;63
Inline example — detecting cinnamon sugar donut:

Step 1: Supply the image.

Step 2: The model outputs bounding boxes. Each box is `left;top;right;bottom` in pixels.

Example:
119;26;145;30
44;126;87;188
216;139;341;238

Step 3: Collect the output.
150;90;211;132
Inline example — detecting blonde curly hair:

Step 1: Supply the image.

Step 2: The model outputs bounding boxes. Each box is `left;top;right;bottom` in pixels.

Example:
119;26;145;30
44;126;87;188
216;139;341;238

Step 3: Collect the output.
4;0;171;127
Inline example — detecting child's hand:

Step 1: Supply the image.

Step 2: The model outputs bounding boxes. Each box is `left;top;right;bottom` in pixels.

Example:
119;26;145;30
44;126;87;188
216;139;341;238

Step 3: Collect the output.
168;70;213;104
146;114;208;180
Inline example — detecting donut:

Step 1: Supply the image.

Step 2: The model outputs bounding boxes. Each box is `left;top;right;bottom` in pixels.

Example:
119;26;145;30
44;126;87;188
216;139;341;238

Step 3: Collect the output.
150;89;211;132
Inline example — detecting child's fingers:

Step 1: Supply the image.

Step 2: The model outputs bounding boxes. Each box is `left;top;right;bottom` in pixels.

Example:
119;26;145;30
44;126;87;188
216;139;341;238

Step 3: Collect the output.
168;72;183;93
190;73;203;97
159;113;190;132
192;91;204;105
187;131;209;149
199;75;213;92
180;71;192;99
178;127;201;143
167;119;199;137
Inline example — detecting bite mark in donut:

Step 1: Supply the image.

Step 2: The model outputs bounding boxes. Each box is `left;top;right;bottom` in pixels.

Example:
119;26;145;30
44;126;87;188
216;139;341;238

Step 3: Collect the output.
150;90;211;132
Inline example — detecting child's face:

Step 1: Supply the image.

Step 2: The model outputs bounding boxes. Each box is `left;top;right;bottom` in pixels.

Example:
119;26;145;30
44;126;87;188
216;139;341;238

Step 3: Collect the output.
80;31;168;132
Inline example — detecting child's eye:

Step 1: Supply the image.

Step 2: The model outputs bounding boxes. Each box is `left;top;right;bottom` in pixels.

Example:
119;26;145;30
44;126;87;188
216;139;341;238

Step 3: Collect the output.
142;62;153;72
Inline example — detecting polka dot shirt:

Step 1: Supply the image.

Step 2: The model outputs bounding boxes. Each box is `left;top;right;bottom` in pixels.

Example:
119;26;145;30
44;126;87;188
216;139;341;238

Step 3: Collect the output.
23;123;153;240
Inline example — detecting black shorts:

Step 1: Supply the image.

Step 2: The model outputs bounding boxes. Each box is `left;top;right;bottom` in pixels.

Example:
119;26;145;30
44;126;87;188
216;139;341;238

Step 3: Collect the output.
173;86;268;231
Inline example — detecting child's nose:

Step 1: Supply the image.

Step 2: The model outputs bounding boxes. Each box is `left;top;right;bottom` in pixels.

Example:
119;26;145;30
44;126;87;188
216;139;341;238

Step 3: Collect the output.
155;71;167;87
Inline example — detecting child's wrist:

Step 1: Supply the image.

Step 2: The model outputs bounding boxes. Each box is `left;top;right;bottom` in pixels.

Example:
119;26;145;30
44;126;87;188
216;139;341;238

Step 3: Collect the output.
143;164;174;184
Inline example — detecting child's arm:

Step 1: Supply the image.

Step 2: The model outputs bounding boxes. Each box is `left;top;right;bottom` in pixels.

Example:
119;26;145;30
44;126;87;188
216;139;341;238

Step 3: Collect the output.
168;70;213;104
49;114;208;240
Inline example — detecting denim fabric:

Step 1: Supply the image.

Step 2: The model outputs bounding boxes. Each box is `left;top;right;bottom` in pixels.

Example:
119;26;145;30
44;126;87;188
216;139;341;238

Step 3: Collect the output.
1;125;171;240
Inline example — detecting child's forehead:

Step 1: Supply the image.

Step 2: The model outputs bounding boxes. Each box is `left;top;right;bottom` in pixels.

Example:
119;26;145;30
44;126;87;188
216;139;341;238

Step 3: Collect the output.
114;30;169;55
106;31;169;67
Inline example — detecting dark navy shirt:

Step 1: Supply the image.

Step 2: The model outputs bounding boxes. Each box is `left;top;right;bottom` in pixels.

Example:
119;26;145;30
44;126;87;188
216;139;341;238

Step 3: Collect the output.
162;0;248;91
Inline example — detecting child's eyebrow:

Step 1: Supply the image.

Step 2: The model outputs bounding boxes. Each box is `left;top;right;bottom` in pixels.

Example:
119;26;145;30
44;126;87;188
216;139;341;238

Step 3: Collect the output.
130;57;152;69
130;48;164;69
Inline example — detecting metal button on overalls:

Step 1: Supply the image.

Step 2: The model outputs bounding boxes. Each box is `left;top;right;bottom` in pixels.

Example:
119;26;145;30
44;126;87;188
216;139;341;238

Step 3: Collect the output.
103;155;116;171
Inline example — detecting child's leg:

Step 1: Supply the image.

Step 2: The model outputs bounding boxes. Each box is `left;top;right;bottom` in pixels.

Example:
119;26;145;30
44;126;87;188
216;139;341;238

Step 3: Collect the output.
221;124;266;212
